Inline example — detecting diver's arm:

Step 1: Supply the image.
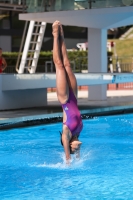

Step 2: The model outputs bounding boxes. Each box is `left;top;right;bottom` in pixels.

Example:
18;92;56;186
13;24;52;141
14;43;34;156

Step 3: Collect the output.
62;130;71;163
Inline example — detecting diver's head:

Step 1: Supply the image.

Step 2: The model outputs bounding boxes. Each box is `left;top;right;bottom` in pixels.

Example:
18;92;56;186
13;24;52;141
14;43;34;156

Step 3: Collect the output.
60;131;82;154
69;140;82;154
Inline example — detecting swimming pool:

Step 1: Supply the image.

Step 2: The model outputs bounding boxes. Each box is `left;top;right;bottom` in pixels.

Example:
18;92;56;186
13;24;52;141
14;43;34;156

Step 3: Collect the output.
0;113;133;199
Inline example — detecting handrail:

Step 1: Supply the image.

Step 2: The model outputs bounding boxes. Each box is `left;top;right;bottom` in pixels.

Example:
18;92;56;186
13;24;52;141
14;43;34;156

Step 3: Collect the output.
25;0;133;13
0;0;27;12
1;0;132;13
15;21;29;73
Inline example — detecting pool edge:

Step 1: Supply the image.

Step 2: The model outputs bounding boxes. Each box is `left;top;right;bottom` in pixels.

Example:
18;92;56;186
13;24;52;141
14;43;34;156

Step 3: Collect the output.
1;104;133;130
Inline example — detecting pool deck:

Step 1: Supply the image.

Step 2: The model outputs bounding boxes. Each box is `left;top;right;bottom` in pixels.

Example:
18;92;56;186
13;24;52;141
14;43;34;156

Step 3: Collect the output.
0;90;133;129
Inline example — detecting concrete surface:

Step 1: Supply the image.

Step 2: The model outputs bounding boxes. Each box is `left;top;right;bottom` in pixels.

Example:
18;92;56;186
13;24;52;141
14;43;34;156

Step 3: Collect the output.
0;90;133;126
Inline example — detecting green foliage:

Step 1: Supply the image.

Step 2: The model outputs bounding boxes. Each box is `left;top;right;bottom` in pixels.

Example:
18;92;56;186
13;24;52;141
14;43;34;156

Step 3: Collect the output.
108;39;133;57
2;50;112;72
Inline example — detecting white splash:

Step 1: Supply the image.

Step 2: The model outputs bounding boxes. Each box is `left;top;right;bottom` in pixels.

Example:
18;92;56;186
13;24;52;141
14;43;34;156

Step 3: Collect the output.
33;150;92;170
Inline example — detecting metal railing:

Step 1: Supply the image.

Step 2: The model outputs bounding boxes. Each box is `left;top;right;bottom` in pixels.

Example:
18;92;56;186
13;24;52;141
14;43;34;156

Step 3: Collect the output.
1;0;132;13
0;0;27;12
108;56;133;73
0;0;22;4
3;55;133;74
25;0;133;13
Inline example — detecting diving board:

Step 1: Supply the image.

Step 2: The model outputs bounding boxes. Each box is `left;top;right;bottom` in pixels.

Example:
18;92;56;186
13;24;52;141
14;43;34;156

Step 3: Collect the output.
1;73;133;91
0;73;133;110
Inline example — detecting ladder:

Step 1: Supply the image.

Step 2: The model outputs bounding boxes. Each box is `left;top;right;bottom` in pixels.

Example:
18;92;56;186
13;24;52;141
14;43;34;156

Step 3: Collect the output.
18;21;46;74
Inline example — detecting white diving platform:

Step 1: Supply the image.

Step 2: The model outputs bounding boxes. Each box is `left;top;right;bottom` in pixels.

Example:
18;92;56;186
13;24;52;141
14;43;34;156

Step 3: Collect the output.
18;5;133;103
1;73;133;91
0;73;133;110
19;6;133;29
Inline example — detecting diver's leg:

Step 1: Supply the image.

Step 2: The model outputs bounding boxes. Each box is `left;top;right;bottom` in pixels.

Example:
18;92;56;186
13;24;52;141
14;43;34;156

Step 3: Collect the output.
59;22;77;97
52;21;69;104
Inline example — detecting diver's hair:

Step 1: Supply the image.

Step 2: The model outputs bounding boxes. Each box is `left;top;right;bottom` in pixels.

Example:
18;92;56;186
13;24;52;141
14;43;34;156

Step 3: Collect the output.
59;131;74;154
0;48;2;50
59;131;63;146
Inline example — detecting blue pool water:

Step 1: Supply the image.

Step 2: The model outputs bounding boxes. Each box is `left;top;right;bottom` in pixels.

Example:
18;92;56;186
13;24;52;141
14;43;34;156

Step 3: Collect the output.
0;113;133;199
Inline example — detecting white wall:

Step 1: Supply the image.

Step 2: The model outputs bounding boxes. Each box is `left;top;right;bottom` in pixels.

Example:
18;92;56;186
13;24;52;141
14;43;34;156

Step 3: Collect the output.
0;88;47;110
0;36;11;52
0;19;11;52
64;38;87;50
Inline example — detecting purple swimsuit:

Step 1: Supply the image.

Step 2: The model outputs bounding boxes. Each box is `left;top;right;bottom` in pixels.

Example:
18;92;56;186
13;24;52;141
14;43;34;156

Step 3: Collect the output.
61;88;83;136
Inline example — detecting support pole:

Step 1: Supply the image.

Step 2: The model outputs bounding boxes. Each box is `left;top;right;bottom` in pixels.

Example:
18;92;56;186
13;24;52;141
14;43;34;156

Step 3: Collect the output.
88;28;107;101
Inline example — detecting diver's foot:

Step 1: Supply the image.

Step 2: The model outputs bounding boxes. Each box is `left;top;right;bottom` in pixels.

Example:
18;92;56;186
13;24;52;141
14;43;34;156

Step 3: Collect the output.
59;22;64;39
52;20;59;38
